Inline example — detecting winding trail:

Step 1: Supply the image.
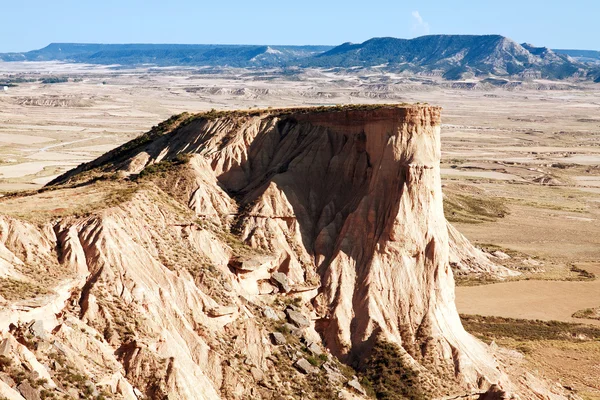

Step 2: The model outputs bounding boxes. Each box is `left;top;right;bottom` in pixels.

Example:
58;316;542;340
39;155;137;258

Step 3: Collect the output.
36;136;99;152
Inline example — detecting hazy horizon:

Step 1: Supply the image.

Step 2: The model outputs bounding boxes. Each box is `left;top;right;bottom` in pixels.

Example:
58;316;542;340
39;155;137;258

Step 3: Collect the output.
5;33;598;54
1;0;598;53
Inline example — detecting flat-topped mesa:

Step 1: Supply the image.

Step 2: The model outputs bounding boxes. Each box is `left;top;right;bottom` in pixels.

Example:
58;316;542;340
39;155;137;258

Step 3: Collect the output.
34;105;532;397
118;107;488;364
49;105;440;186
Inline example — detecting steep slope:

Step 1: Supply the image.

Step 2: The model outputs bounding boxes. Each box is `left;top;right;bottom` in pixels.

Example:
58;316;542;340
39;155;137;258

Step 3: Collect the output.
0;105;569;400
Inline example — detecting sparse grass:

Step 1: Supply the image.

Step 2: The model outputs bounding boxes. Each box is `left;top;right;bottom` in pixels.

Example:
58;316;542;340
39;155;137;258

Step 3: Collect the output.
460;314;600;342
475;243;521;257
572;307;600;320
109;113;189;159
305;355;320;367
361;341;430;400
509;197;585;213
40;76;68;84
134;153;192;180
47;351;107;399
183;103;421;124
0;181;140;224
0;353;71;399
0;355;12;371
34;104;426;190
275;324;291;335
454;274;506;287
263;319;346;399
210;223;268;258
282;296;302;307
444;192;508;224
96;295;150;344
305;372;338;399
568;265;596;281
0;278;51;301
461;315;600;398
40;390;57;399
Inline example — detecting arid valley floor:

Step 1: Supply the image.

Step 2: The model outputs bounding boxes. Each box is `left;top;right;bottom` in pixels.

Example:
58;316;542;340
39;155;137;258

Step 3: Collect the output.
1;62;600;398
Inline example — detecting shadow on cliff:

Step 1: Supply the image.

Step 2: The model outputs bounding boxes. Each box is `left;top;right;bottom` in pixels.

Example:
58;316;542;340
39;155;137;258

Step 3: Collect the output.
215;115;429;367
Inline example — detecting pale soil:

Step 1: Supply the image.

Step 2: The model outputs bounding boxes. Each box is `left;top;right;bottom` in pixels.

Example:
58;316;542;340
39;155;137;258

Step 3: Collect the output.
1;61;600;396
2;62;599;308
476;337;600;399
456;269;600;326
530;342;600;400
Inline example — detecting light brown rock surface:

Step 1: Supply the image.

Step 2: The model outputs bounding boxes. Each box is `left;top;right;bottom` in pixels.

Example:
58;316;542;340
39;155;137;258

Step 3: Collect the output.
0;105;571;399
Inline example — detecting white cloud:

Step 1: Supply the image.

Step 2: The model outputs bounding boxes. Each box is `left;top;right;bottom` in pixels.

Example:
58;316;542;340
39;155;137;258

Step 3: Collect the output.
411;11;430;36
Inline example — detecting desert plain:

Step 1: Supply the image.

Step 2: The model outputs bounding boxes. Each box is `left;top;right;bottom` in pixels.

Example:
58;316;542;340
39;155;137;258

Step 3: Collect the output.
1;61;600;397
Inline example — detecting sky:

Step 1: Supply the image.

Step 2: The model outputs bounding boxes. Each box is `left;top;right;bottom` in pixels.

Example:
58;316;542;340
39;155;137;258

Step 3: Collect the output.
0;0;598;52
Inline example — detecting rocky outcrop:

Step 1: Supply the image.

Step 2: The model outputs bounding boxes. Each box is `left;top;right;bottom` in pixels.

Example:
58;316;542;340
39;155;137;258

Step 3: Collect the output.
0;105;571;399
448;224;517;277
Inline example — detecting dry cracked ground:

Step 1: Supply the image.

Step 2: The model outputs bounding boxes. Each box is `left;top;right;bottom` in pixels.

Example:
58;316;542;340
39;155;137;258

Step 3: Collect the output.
0;62;599;399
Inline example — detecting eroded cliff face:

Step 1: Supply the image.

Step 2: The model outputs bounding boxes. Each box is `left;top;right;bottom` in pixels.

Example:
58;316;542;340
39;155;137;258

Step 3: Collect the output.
0;106;567;400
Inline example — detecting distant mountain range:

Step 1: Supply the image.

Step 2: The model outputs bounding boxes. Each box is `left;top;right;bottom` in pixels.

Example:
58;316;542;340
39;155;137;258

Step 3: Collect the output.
554;49;600;63
0;43;332;67
1;35;599;81
305;36;599;80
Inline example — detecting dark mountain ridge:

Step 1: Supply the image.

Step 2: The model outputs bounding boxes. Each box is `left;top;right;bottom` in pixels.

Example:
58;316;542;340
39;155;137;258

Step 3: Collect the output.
0;43;333;67
309;35;586;80
1;35;599;81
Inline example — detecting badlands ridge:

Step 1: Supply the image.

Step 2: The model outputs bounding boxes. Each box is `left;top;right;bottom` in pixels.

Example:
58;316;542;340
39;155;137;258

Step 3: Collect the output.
0;105;571;399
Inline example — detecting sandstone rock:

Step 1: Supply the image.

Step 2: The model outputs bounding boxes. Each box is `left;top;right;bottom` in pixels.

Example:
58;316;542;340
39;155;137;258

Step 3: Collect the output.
322;362;346;385
8;338;55;389
250;367;264;382
347;377;367;396
229;256;272;272
270;332;287;346
492;250;511;260
449;223;518;277
285;309;310;328
262;306;281;321
206;306;237;317
270;272;291;293
523;258;543;267
0;106;569;399
52;342;67;356
17;381;40;400
0;373;16;388
0;339;11;357
28;320;46;340
255;281;275;295
306;341;323;356
289;284;319;294
294;358;319;375
478;384;511;400
285;304;301;313
0;380;24;400
84;381;99;398
283;323;303;337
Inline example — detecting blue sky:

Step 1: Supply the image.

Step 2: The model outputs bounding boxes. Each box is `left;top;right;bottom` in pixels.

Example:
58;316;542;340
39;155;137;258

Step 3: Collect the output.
1;0;598;52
